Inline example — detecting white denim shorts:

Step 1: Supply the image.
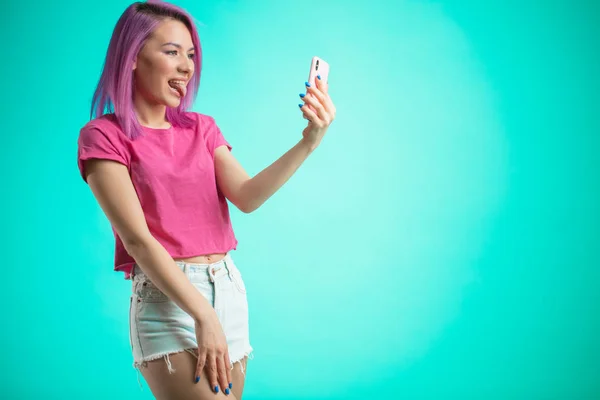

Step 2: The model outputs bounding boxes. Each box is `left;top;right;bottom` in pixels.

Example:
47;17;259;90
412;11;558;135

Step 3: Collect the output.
129;253;254;390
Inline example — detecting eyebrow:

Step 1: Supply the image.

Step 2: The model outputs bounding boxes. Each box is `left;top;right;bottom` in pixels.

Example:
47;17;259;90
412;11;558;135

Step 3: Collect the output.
161;42;195;51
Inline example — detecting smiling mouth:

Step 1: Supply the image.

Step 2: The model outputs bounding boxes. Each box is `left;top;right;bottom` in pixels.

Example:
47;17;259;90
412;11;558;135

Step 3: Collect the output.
168;79;187;98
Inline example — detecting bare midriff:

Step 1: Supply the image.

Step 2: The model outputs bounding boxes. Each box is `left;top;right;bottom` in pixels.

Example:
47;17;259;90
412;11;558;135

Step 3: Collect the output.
174;253;228;265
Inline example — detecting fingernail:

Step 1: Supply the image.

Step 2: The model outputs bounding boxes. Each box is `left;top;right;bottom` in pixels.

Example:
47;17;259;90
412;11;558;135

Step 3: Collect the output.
225;388;231;395
195;376;200;383
305;81;310;87
215;385;219;393
229;382;233;389
299;93;305;98
298;104;303;108
317;74;321;80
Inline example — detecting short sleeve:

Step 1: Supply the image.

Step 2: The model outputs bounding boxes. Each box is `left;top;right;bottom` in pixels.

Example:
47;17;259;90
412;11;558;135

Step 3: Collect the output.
77;124;130;183
203;115;232;158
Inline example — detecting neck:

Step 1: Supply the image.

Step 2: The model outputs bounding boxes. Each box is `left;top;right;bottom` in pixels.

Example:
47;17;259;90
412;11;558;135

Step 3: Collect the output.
133;92;170;129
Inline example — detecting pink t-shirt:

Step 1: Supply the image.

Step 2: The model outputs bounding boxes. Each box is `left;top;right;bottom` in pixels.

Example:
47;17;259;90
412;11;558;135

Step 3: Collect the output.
77;112;238;279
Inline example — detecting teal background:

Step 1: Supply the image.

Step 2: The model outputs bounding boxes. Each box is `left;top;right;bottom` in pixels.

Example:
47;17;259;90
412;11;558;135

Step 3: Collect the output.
2;0;598;398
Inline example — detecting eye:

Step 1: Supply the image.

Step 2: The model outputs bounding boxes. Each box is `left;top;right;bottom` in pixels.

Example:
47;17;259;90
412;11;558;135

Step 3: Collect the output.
188;53;195;59
165;50;178;56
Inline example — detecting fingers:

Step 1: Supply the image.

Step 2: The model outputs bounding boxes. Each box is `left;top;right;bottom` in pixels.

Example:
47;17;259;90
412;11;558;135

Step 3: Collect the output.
224;352;233;393
208;355;220;393
298;76;335;128
309;77;330;105
216;355;230;396
315;73;328;94
299;103;321;126
196;350;232;395
314;76;335;117
305;85;328;110
300;93;331;125
301;83;334;123
317;84;336;118
195;349;206;384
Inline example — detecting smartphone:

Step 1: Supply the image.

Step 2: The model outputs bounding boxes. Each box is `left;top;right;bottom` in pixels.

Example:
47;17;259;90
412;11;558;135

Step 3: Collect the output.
308;56;330;87
304;56;330;117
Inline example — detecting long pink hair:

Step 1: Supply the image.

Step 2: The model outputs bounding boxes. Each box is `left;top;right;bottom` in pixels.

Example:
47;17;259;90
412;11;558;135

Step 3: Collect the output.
90;0;202;140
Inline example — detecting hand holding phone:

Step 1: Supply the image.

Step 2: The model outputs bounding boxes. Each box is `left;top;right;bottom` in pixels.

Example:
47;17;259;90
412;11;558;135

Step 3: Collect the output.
298;56;336;146
304;56;330;118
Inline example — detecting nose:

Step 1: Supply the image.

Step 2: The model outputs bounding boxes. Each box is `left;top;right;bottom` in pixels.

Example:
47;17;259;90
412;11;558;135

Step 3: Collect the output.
177;56;193;75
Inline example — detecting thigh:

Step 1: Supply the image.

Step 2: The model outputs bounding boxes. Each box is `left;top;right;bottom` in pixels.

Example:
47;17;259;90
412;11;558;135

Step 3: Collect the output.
141;350;248;400
231;356;248;400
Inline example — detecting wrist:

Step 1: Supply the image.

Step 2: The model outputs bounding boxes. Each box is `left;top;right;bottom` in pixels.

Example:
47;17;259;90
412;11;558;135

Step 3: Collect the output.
191;300;215;323
300;136;320;152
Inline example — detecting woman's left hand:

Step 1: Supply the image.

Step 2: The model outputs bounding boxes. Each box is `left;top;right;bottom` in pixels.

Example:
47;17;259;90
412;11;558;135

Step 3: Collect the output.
299;76;336;148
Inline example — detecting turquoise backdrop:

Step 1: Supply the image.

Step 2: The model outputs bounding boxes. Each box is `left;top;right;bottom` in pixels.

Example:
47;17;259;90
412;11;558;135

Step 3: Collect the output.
2;0;598;398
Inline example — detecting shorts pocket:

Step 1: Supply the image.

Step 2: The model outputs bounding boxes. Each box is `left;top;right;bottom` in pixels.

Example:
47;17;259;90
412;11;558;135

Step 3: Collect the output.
134;276;170;303
229;267;247;294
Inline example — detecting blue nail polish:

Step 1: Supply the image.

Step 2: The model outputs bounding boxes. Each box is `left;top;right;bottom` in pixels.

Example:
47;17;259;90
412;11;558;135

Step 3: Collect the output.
229;382;233;389
317;74;321;80
225;388;230;395
298;104;303;108
215;385;219;393
299;93;305;98
195;376;200;383
305;81;310;87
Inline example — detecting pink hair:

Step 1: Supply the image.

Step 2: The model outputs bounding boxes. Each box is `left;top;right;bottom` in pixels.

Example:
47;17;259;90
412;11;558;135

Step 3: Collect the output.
90;0;202;140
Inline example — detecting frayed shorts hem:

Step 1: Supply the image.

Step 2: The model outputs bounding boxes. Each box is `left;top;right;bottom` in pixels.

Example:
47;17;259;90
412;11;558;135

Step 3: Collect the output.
132;347;255;391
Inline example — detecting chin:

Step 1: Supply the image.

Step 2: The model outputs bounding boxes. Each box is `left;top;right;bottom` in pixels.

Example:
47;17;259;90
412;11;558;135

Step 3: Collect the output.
164;96;182;108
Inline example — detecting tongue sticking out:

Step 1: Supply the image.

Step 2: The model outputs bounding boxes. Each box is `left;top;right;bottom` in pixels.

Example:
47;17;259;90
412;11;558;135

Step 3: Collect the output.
168;80;186;98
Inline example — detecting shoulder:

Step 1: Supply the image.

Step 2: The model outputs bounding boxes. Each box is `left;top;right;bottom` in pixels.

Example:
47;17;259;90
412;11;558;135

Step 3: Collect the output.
183;111;217;127
80;114;124;137
181;111;221;140
82;113;121;130
78;114;130;150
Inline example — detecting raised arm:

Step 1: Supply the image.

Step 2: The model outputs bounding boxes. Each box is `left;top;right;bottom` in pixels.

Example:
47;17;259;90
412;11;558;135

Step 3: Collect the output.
214;75;335;214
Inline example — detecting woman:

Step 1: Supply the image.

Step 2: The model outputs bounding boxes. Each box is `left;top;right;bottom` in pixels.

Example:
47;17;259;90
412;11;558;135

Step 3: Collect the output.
77;1;335;399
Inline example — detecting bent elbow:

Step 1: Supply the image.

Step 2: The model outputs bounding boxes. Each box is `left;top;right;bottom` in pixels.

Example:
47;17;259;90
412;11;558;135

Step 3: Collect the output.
238;204;253;214
237;201;257;214
122;234;154;259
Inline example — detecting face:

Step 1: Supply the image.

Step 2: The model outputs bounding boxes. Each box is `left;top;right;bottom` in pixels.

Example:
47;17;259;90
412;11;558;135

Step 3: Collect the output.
133;18;195;108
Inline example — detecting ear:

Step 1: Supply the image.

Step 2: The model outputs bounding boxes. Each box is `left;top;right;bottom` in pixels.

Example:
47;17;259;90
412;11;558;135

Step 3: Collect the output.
133;53;139;70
